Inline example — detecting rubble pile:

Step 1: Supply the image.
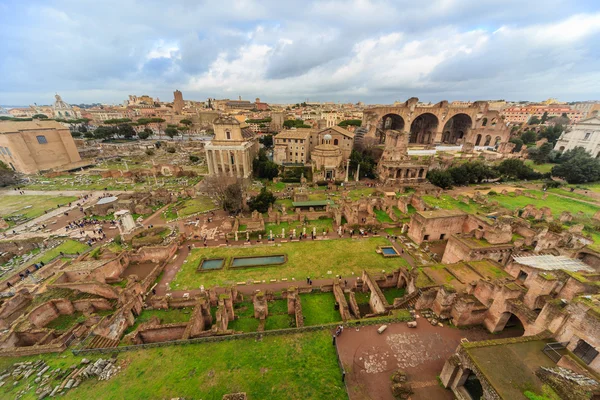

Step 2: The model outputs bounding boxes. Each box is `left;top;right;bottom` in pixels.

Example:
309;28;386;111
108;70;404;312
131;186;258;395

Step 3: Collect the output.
0;357;121;399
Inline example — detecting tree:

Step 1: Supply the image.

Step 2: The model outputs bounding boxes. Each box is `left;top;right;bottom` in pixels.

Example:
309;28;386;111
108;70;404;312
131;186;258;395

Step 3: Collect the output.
528;116;541;125
84;131;94;139
552;152;600;184
540;111;549;124
528;142;554;164
223;183;243;213
189;155;199;163
138;128;152;140
349;150;376;179
496;159;541;180
165;127;178;139
283;119;311;129
252;149;279;179
338;119;362;127
509;137;524;152
93;126;117;140
32;114;48;119
117;123;136;139
259;134;273;148
248;187;276;213
78;125;88;133
71;131;82;138
538;124;563;145
180;119;193;127
520;130;537;144
426;169;453;189
0;161;18;187
150;118;166;138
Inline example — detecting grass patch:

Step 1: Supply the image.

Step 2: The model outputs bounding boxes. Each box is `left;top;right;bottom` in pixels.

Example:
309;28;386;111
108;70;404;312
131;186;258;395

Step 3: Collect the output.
300;292;342;326
0;331;346;400
347;188;377;201
45;312;84;331
524;160;555;174
170;237;409;289
382;287;406;304
0;195;78;222
374;209;393;223
1;240;88;283
263;218;334;237
265;314;296;330
229;317;260;332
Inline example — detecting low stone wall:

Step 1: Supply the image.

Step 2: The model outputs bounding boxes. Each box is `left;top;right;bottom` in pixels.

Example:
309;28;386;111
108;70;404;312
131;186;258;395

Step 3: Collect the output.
128;242;178;263
361;270;390;314
137;323;188;344
332;282;351;322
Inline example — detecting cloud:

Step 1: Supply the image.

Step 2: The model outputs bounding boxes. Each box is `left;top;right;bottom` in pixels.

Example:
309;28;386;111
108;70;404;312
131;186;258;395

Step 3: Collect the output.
1;0;600;104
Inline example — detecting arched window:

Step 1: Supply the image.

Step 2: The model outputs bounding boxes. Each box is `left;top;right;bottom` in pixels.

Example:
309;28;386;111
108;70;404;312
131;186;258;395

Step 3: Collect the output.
334;139;338;146
36;135;48;144
482;118;488;127
226;130;231;140
484;135;491;146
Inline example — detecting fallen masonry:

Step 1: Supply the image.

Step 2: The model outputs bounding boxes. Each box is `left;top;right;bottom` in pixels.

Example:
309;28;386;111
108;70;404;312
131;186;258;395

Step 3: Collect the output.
0;357;120;399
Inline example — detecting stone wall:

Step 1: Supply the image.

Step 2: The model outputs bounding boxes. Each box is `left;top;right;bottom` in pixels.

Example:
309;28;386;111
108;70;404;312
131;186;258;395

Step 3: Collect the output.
361;271;389;314
332;281;351;322
138;324;187;344
128;242;178;263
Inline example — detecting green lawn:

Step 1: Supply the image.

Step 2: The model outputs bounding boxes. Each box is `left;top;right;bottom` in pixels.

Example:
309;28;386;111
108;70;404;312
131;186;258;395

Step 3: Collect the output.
299;293;342;326
0;331;346;400
421;195;487;214
0;195;78;222
374;209;393;223
170;237;409;289
347;188;377;201
46;312;83;331
382;288;406;304
164;196;215;220
263;218;334;237
229;302;260;332
524;160;555;174
24;174;203;192
494;191;599;218
1;239;88;283
265;314;296;330
124;308;192;335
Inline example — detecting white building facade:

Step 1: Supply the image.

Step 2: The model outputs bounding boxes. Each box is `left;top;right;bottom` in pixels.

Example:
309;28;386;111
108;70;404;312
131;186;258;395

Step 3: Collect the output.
554;117;600;157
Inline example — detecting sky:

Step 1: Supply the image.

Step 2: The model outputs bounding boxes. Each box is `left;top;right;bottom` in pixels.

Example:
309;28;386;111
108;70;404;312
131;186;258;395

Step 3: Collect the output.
1;0;600;105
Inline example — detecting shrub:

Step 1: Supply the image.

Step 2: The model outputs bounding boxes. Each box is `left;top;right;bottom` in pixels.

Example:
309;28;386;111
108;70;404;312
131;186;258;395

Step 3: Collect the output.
488;190;497;196
145;149;155;156
189;155;200;163
166;147;176;154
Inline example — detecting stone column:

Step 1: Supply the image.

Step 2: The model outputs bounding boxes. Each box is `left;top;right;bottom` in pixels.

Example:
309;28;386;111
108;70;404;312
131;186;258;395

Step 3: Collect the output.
206;150;214;175
219;150;226;176
228;151;234;177
212;150;220;175
355;163;360;182
242;149;249;178
344;159;350;182
235;150;242;178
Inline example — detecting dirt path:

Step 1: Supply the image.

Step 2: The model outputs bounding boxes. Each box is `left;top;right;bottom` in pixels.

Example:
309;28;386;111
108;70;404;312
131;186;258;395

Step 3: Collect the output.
337;318;524;400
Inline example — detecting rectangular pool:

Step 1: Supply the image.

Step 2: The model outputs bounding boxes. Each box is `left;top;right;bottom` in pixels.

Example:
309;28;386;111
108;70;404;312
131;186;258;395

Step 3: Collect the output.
380;246;400;257
231;255;286;268
200;258;225;271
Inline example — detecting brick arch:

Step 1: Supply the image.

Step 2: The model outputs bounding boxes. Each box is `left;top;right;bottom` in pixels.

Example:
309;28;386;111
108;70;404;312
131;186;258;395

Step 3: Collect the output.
409;112;439;144
442;113;474;144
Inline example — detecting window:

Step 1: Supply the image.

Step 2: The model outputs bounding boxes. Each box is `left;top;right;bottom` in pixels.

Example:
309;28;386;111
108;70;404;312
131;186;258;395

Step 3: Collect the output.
36;135;48;144
226;130;231;140
584;132;592;140
440;234;445;240
334;139;339;145
423;234;429;241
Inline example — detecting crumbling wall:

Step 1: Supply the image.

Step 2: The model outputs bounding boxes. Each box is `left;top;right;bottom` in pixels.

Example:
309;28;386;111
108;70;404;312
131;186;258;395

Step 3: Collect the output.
361;271;389;314
332;281;351;322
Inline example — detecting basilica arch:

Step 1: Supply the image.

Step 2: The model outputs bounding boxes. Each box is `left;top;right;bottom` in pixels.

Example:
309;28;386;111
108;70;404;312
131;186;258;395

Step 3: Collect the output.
409;113;438;144
441;113;473;144
376;113;405;143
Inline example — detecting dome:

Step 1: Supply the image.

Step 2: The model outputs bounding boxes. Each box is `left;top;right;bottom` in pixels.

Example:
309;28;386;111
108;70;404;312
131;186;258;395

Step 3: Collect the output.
323;133;332;141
